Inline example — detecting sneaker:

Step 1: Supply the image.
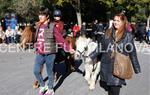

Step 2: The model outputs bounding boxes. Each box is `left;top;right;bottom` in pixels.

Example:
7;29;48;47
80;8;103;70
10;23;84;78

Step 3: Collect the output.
38;86;48;95
38;90;44;95
44;89;54;95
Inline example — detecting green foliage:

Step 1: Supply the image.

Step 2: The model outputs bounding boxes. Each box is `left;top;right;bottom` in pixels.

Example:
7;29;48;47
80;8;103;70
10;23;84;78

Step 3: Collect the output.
53;0;70;6
0;0;149;23
99;0;150;22
98;0;112;8
0;0;12;17
11;0;42;15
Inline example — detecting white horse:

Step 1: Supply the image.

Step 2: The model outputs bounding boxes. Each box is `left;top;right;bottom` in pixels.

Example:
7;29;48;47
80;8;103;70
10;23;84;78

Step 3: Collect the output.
75;35;101;90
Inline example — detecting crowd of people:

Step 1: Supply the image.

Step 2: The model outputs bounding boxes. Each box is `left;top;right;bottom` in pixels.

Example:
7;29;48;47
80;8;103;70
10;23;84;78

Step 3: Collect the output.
0;15;150;46
0;25;22;45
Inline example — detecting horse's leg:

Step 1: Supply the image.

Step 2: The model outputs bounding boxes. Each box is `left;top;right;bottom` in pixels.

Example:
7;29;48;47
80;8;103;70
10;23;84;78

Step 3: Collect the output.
65;56;71;73
19;41;23;49
64;54;74;73
89;61;101;90
53;59;58;82
65;37;76;72
68;55;75;71
84;63;93;85
20;39;26;50
53;65;58;82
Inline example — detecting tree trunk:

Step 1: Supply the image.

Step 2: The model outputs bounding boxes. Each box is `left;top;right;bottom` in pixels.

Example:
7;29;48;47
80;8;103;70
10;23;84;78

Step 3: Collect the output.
147;15;150;31
76;11;82;28
74;0;82;28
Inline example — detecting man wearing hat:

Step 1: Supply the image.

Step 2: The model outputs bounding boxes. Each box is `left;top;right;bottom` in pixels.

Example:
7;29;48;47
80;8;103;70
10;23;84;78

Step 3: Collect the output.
53;9;64;35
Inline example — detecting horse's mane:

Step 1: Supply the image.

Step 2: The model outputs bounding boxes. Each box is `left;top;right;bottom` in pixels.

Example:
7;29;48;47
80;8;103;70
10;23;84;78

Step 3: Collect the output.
21;26;35;43
77;34;94;43
76;35;93;49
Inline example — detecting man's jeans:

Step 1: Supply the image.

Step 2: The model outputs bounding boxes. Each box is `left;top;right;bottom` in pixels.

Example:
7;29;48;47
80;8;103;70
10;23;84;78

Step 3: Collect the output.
34;53;56;89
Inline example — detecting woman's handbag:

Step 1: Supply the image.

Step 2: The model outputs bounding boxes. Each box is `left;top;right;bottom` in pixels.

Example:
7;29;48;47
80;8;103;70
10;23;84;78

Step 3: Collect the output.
112;43;133;79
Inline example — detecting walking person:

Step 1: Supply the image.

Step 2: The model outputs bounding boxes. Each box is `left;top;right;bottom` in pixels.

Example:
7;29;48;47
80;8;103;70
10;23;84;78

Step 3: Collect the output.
34;7;74;95
80;22;87;35
99;13;141;95
33;7;74;95
136;22;146;43
147;27;150;44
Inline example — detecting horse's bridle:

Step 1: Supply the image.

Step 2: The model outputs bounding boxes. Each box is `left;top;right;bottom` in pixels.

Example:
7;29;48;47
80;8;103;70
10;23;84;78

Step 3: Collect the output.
76;40;99;72
76;41;91;58
76;48;87;58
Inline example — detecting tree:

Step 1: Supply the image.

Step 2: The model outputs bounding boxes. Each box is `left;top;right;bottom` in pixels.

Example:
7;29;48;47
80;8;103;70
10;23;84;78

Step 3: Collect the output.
99;0;150;22
0;0;12;18
53;0;82;27
10;0;43;22
0;0;149;24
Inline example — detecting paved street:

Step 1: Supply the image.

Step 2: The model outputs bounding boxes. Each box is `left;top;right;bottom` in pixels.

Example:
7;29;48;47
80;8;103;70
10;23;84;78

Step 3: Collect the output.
0;43;150;95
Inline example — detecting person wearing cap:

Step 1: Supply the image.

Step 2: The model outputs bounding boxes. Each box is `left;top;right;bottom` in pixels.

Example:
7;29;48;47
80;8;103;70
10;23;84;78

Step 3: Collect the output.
53;9;64;35
53;9;76;75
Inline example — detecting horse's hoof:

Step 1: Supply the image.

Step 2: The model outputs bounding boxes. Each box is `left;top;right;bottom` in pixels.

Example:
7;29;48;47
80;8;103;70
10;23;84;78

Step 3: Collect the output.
71;67;76;71
89;81;95;90
84;77;91;85
84;76;89;81
32;81;39;89
54;72;59;82
87;80;91;86
66;67;75;73
89;85;95;91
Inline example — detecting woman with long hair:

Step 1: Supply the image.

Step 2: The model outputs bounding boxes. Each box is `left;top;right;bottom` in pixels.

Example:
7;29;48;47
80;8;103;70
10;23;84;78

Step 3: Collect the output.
99;13;141;95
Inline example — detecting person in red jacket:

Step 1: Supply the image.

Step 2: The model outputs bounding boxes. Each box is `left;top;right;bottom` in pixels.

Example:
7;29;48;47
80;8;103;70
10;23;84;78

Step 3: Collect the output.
53;9;64;35
72;24;80;37
53;9;76;76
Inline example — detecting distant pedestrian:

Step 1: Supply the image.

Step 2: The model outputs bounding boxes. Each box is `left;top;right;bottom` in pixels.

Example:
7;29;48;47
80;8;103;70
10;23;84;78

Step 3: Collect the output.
80;22;87;35
147;27;150;43
72;24;80;37
92;19;98;35
5;26;16;44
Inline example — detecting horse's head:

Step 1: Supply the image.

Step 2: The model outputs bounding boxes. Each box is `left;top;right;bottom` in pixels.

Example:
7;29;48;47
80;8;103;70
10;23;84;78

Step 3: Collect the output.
84;42;98;57
74;36;96;60
65;36;76;49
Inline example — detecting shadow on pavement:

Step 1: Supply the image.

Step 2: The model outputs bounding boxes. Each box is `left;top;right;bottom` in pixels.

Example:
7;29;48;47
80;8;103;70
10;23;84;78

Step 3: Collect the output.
53;59;83;91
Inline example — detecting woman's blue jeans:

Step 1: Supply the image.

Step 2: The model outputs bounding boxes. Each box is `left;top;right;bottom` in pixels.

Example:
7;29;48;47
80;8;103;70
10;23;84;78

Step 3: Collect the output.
33;53;56;89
